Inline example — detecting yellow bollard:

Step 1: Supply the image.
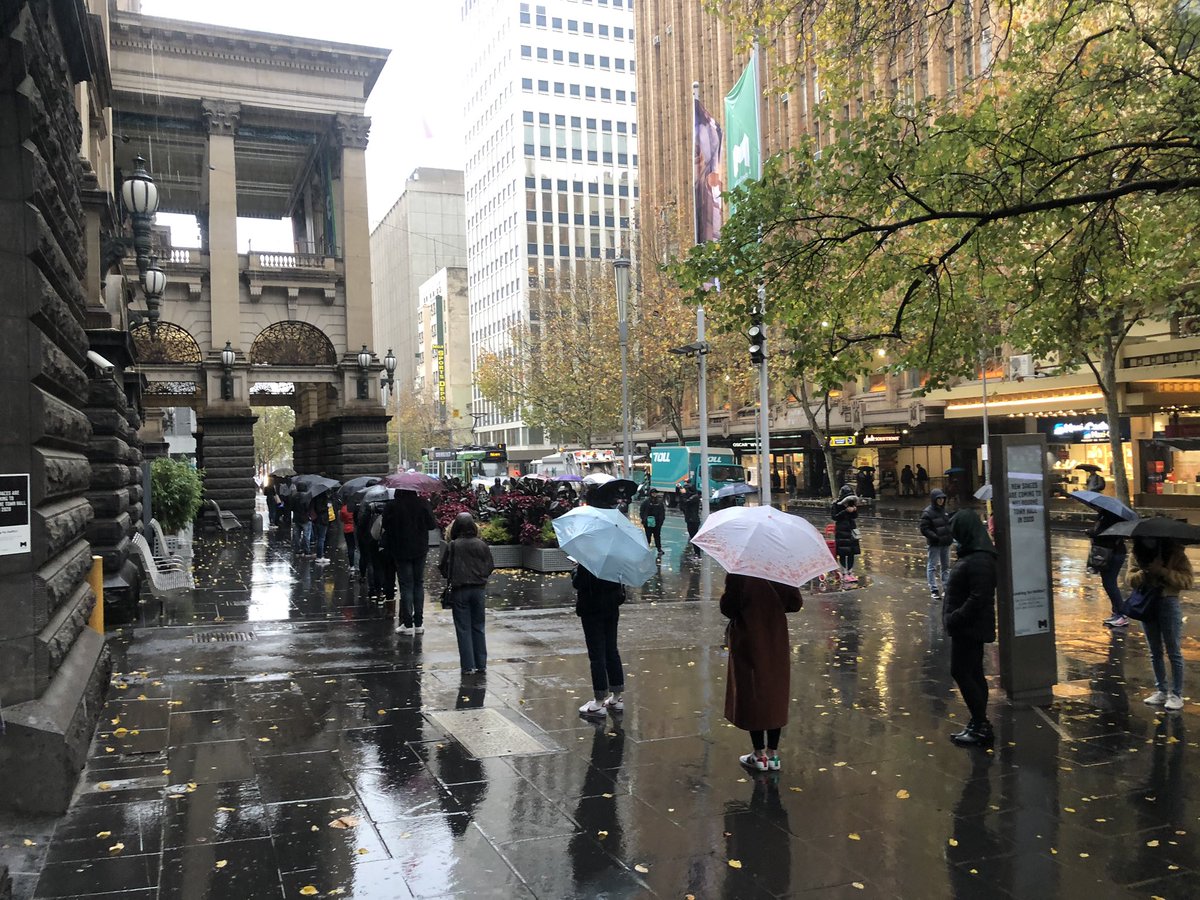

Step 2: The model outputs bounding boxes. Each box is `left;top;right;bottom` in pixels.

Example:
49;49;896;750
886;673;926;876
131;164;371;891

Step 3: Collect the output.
87;555;104;633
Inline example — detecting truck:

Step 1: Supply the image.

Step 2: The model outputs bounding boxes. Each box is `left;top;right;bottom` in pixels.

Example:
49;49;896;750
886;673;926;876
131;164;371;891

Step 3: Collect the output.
649;445;745;502
530;448;621;479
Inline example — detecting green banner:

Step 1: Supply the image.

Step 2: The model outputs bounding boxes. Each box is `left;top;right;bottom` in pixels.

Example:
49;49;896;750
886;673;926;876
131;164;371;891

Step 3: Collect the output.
724;55;761;192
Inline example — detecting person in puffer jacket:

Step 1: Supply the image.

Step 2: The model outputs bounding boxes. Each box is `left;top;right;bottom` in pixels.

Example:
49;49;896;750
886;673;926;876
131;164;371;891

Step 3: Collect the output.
919;489;954;597
942;509;998;747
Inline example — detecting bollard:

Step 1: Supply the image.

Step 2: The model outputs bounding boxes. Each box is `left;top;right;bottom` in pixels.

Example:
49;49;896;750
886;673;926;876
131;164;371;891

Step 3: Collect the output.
87;555;104;633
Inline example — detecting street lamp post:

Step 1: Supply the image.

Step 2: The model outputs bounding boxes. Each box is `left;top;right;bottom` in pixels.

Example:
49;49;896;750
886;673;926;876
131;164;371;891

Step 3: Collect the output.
356;345;372;400
383;348;397;391
613;256;632;478
220;341;235;401
669;315;712;521
120;155;167;336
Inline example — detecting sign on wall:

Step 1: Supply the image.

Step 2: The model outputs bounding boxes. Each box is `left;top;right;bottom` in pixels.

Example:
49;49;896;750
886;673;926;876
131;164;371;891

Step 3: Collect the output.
829;435;857;447
0;474;31;555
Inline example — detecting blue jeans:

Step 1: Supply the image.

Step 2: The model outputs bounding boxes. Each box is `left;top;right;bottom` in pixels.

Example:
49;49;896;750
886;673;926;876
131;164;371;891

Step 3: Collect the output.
1099;557;1125;616
292;521;311;553
927;544;950;592
313;521;328;558
451;586;488;671
396;555;427;627
1143;594;1184;695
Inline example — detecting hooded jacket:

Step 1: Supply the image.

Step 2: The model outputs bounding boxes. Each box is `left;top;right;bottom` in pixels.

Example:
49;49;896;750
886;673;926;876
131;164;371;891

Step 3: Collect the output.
381;492;438;561
919;489;954;547
832;498;860;556
942;510;997;643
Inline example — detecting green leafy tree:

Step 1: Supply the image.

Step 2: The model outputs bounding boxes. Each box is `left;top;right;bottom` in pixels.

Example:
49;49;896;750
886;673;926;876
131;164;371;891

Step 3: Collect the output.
252;406;294;472
150;457;204;533
680;0;1200;503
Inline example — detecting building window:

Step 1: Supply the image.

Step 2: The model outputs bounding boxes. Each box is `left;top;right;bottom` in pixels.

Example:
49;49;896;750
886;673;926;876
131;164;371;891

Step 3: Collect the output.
521;77;533;91
584;21;594;34
570;84;581;97
538;79;549;92
599;24;609;37
537;46;548;59
600;87;611;100
521;45;532;58
569;51;579;64
519;3;530;25
586;86;596;98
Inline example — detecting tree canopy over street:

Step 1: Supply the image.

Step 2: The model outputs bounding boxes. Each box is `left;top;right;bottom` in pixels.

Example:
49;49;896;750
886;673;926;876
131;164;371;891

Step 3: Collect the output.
677;0;1200;501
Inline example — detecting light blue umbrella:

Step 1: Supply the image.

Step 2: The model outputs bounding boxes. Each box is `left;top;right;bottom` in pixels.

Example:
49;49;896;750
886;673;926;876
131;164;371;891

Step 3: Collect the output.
551;506;657;586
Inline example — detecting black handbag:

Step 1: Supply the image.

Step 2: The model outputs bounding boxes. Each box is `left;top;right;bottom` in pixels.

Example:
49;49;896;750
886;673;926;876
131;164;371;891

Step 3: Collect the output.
440;541;455;609
1086;543;1114;573
1124;584;1162;621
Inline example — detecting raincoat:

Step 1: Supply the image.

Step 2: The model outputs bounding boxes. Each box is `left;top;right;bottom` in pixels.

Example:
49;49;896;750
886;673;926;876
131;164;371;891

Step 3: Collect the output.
720;573;803;731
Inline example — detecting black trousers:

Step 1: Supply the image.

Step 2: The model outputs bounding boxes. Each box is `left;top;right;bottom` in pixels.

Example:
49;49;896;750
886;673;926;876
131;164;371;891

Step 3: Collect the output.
950;637;988;722
750;728;782;752
580;612;624;696
685;519;700;553
644;525;662;552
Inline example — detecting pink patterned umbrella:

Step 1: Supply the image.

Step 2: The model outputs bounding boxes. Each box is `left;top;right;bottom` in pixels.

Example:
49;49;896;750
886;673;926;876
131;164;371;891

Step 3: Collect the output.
692;506;838;587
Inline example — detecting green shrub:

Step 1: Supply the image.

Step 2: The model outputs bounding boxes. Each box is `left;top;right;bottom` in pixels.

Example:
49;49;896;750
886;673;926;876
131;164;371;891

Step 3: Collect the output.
540;518;559;548
150;458;205;533
479;518;514;545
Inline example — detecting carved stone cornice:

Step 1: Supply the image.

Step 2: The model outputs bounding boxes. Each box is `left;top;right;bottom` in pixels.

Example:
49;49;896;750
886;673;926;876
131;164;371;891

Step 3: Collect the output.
201;99;241;136
334;114;371;150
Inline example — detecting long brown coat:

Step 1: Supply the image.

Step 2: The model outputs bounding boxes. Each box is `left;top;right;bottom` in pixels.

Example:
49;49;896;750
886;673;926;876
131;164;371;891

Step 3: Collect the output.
720;574;803;731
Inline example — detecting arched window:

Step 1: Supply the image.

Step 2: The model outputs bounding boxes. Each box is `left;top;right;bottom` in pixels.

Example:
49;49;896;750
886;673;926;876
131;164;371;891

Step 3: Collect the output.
131;322;203;364
250;322;338;366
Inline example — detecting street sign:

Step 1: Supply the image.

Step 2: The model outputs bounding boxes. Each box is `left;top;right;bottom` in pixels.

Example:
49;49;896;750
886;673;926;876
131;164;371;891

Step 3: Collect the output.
829;435;857;447
0;474;31;555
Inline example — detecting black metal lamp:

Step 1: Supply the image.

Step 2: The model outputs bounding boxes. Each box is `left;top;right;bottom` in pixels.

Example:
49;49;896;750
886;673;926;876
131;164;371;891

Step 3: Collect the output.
220;341;235;401
357;345;372;400
120;156;166;336
383;348;397;390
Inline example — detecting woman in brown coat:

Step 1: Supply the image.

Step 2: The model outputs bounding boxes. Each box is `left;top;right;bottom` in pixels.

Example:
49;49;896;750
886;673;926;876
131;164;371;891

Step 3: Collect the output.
720;573;803;772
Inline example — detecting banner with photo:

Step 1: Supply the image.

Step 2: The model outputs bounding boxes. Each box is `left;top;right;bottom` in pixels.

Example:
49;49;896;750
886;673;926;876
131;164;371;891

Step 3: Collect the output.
693;93;724;245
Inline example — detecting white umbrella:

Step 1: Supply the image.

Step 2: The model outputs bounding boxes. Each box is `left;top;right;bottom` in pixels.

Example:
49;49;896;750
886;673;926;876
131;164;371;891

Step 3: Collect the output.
692;506;838;588
551;506;657;586
583;472;616;486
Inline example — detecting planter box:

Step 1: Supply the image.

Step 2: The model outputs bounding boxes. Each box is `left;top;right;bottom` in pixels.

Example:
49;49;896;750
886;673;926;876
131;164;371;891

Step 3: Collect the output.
488;544;522;568
521;546;573;573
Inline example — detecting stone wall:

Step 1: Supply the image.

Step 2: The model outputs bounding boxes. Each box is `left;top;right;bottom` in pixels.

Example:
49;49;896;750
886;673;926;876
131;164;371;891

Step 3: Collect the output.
0;0;113;813
292;415;389;483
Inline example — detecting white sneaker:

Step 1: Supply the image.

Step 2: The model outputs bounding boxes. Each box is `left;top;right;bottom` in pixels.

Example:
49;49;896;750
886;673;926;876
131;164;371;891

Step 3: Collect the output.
579;699;607;717
603;695;624;712
395;625;412;635
1144;690;1168;706
739;753;768;772
1165;694;1184;711
315;557;329;566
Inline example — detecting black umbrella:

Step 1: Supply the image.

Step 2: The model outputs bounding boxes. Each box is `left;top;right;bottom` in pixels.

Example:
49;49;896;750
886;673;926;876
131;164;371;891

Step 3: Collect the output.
1068;490;1138;522
589;478;639;508
1099;516;1200;545
944;467;966;475
338;476;382;511
292;473;341;497
272;467;297;478
1073;463;1102;473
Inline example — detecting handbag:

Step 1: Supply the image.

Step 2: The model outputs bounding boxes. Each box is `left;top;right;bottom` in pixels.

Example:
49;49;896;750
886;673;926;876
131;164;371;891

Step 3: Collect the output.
327;504;336;523
440;541;455;609
369;513;383;542
1086;543;1114;573
1124;584;1162;622
851;528;861;540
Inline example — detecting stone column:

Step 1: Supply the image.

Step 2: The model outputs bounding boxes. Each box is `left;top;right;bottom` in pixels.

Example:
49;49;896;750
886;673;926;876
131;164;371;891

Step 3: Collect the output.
324;415;390;482
0;0;112;814
196;414;257;525
333;114;374;353
202;99;241;355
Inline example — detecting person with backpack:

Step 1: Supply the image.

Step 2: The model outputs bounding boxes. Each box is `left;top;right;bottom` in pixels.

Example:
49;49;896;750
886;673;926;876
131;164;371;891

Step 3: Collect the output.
919;488;954;598
639;488;666;557
1086;512;1129;627
356;501;392;602
439;512;495;675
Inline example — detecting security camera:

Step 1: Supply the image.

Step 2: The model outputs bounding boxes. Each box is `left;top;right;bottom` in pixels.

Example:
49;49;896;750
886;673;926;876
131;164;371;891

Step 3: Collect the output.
86;350;116;375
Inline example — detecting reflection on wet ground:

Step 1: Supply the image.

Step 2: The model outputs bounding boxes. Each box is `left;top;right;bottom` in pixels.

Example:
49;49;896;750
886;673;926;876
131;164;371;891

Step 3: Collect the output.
3;511;1199;899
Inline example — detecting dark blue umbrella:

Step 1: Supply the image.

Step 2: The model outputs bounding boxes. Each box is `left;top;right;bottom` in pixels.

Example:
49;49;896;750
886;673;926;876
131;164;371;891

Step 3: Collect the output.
1068;490;1138;522
713;482;757;500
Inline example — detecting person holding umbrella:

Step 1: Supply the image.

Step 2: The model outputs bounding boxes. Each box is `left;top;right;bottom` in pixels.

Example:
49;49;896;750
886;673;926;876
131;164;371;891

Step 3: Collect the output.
1130;534;1193;711
1089;513;1129;628
639;488;666;558
831;494;862;584
681;484;703;558
943;508;998;746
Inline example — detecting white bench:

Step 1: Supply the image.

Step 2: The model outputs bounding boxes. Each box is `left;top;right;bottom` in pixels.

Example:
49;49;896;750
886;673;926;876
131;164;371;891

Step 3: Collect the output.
131;532;193;596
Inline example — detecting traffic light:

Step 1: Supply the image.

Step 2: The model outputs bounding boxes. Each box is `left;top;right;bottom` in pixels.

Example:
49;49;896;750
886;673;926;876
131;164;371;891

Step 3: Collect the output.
747;321;766;365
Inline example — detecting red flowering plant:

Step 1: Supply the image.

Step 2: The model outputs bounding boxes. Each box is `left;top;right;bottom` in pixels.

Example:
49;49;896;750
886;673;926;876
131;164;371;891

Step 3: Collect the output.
492;491;555;546
430;486;480;533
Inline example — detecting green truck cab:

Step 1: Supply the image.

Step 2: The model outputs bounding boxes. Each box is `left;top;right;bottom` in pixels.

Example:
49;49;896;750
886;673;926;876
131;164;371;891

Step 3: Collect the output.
649;445;745;503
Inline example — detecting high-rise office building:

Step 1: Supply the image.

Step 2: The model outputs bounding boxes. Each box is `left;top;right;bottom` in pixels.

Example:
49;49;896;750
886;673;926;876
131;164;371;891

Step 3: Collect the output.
461;0;638;462
370;168;468;394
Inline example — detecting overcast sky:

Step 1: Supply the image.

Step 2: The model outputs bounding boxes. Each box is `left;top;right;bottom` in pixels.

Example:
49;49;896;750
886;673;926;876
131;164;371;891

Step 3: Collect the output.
139;0;464;244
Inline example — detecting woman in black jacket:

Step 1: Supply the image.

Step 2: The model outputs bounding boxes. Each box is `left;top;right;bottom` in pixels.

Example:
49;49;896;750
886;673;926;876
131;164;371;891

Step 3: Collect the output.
942;509;998;746
639;489;667;557
831;495;861;584
573;563;626;718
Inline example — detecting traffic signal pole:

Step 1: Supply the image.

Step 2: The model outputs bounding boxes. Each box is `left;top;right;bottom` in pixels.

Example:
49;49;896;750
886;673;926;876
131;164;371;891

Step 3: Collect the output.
697;307;711;522
754;284;771;508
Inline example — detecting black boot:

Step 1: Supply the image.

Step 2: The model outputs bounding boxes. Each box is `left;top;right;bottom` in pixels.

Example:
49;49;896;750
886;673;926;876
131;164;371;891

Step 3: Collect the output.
950;720;977;742
951;719;994;746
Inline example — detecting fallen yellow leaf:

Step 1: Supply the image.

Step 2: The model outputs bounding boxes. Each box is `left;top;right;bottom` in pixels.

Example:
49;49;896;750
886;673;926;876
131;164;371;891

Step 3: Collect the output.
634;864;649;873
896;789;910;799
357;848;369;855
728;859;743;869
1146;839;1160;847
597;830;608;838
948;838;959;847
329;815;360;829
215;859;227;868
96;831;111;838
109;843;125;853
848;833;861;841
299;887;319;896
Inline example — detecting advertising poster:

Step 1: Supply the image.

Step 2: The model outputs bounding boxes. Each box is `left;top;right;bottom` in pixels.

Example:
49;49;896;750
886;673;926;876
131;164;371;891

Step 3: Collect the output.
0;474;31;556
1005;445;1050;636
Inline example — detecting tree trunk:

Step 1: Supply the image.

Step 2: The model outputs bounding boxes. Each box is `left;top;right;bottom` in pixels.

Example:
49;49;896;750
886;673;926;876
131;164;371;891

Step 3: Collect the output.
797;380;839;500
1097;344;1131;507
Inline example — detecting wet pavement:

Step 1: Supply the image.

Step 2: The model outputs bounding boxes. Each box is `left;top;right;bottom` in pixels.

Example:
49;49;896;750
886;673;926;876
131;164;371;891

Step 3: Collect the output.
2;510;1199;899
